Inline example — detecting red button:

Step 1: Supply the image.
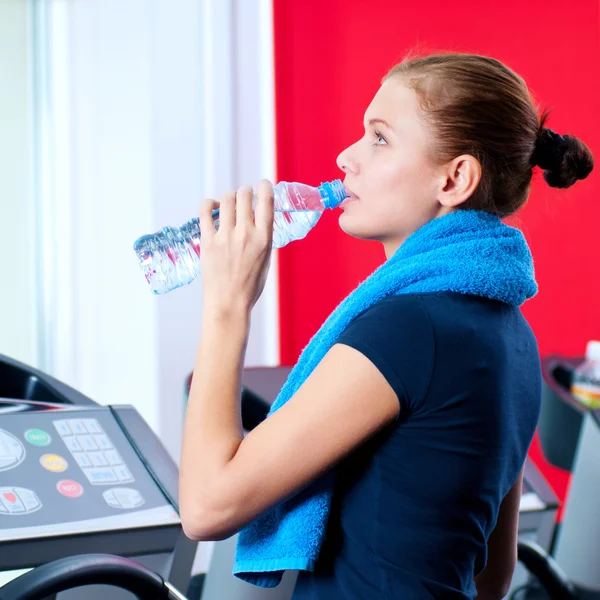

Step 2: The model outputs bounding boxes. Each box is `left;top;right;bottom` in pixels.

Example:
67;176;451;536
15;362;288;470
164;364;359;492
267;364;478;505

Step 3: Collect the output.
57;480;84;498
3;493;17;504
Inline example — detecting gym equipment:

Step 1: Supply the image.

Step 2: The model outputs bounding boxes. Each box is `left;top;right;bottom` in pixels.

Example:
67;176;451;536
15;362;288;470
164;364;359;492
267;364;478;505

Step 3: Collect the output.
0;353;196;599
0;356;576;600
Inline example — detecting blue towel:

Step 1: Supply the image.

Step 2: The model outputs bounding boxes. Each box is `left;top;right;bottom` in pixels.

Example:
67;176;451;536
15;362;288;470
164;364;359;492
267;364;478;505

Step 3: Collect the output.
233;209;537;587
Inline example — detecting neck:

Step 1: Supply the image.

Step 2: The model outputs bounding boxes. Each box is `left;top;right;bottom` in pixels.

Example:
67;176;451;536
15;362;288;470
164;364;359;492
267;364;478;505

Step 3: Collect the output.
382;206;457;260
382;237;406;260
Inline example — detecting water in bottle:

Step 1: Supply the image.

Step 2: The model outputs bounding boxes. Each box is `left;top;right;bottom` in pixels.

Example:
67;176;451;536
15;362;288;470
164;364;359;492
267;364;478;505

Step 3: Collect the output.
133;179;347;294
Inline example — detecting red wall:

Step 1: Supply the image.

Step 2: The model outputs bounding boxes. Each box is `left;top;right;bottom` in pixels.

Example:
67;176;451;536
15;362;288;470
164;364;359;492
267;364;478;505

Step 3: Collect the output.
273;1;600;505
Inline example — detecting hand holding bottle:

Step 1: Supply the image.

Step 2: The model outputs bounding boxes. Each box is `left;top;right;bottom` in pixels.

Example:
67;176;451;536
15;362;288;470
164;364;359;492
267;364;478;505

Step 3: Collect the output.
199;180;275;318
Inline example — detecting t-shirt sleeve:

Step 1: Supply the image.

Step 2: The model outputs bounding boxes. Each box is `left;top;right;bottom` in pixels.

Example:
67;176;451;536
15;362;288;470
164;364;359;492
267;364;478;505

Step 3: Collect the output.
335;294;435;416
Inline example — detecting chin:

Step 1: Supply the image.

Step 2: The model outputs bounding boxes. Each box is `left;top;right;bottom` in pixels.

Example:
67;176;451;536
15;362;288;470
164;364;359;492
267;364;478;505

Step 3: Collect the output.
338;212;381;241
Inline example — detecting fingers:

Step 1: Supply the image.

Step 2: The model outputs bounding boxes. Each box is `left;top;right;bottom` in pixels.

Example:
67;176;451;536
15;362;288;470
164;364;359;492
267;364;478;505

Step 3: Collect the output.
254;179;274;241
236;184;254;225
199;198;220;240
201;181;273;241
218;190;237;231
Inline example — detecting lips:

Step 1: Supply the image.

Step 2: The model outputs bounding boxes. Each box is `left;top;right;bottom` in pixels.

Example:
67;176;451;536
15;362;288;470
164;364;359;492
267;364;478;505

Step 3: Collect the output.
342;185;359;207
343;184;358;199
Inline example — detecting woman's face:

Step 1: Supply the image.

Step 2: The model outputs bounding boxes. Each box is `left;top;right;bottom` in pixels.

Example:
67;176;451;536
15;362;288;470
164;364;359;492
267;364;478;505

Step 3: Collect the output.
336;77;452;258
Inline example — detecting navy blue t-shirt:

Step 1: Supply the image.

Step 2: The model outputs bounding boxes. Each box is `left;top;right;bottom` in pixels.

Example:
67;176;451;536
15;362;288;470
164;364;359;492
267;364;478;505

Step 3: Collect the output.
292;291;542;600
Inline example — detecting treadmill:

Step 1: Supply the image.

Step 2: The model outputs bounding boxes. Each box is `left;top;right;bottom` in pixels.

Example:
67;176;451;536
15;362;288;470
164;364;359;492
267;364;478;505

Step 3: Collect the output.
0;353;197;599
0;358;561;600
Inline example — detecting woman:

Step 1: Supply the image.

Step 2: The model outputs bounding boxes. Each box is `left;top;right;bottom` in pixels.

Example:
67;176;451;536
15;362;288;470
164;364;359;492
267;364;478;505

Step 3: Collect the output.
179;52;593;599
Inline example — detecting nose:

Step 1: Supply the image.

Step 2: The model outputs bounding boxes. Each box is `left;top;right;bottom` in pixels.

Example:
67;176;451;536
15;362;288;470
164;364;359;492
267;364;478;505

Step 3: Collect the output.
336;144;359;175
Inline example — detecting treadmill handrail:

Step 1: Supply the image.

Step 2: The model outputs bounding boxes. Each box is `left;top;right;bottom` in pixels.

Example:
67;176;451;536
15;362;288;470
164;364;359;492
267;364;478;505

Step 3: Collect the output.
0;353;97;406
0;554;171;600
517;538;577;600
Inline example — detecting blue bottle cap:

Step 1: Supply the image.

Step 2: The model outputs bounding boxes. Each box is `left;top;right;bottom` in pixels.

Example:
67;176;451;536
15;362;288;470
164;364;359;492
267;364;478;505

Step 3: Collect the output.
317;179;348;209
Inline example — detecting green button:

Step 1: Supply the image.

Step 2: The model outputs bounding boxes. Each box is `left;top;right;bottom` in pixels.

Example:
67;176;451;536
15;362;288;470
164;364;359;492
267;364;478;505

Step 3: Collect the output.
24;429;52;446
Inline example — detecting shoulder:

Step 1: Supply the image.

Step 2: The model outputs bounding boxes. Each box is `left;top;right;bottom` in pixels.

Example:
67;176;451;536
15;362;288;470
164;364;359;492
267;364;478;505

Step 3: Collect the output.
335;292;505;413
337;293;435;359
340;291;480;336
336;294;440;414
343;292;431;328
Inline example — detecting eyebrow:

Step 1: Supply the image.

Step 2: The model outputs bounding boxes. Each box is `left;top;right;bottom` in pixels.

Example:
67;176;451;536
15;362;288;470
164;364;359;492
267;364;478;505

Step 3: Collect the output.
367;118;395;132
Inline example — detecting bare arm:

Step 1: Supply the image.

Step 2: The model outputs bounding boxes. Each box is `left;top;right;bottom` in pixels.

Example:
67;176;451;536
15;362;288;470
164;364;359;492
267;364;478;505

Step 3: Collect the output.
179;329;400;541
474;468;524;599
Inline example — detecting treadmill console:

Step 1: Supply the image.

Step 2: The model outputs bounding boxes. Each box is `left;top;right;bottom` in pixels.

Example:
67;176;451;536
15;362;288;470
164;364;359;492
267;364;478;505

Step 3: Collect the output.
0;403;180;556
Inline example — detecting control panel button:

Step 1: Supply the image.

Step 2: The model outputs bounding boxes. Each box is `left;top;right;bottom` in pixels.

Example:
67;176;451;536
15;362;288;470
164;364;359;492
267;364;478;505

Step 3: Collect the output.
114;465;134;483
104;450;123;466
63;437;82;452
82;419;102;434
53;420;72;436
77;435;99;452
93;435;113;450
57;480;84;498
83;467;118;484
103;488;145;509
24;428;52;447
102;489;119;508
88;452;109;467
17;488;42;512
1;490;25;513
67;420;87;435
40;454;68;473
73;452;92;468
0;487;42;514
0;430;25;472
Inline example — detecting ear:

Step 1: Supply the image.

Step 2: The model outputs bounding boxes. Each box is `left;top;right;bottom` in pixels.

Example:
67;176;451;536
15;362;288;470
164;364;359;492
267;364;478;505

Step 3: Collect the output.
437;155;482;208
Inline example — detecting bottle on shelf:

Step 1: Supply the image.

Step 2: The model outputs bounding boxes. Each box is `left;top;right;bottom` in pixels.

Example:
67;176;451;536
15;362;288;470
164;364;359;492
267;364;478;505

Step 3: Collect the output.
571;341;600;408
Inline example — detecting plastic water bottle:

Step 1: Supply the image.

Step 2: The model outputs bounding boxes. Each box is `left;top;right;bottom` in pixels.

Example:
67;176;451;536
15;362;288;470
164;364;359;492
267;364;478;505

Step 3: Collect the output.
133;179;347;294
571;341;600;408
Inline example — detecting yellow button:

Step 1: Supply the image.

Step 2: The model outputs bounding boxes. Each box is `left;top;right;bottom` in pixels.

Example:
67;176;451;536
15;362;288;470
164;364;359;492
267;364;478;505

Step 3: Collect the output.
40;454;68;472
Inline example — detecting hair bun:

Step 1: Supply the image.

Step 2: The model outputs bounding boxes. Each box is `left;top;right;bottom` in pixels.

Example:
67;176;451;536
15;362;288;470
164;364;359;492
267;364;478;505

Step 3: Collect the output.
532;127;594;188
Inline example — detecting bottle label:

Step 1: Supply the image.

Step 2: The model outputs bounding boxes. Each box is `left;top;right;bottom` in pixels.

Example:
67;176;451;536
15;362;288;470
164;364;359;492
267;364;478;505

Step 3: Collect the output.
572;384;600;408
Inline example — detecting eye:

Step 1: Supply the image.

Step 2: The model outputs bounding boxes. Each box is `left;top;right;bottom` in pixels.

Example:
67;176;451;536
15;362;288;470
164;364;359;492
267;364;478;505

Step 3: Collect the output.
373;130;387;146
